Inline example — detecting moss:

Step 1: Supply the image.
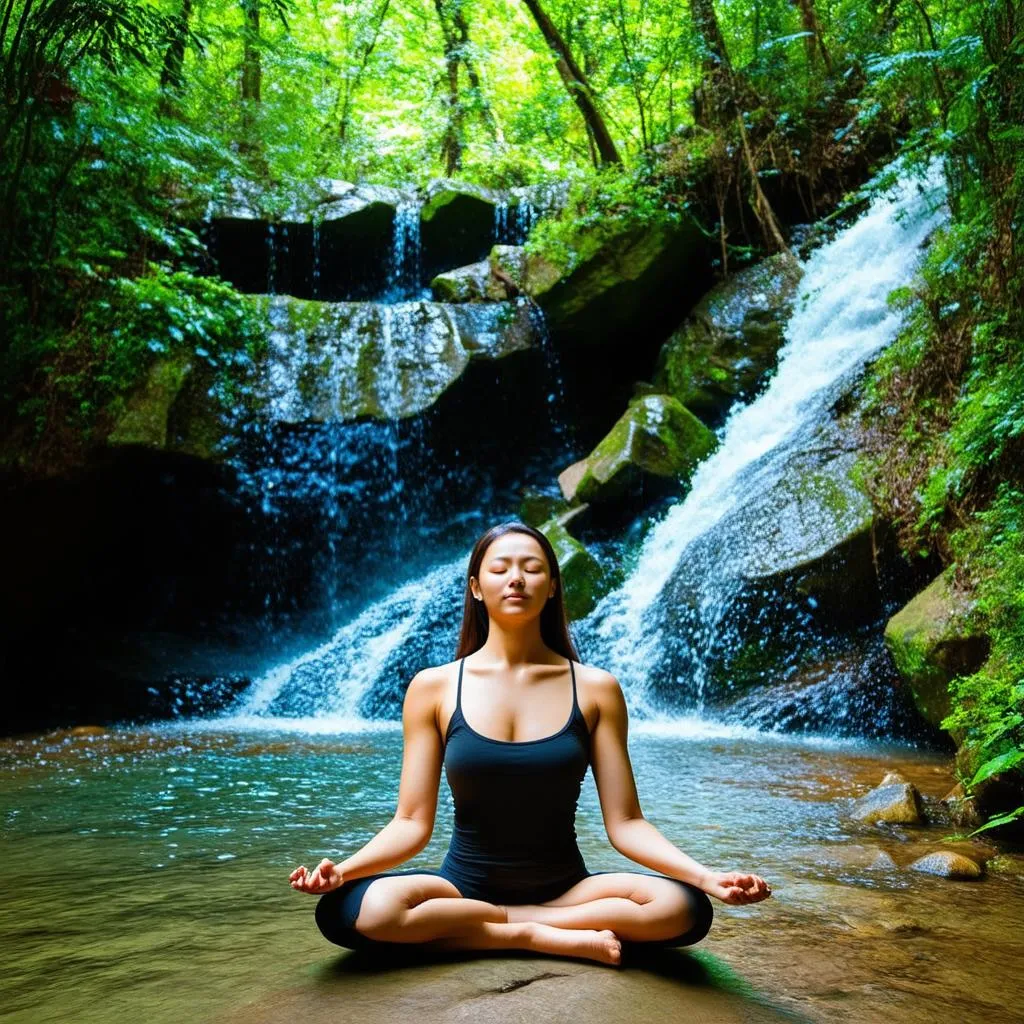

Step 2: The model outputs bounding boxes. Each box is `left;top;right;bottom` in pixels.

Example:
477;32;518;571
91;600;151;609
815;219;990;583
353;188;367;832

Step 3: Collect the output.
574;394;716;503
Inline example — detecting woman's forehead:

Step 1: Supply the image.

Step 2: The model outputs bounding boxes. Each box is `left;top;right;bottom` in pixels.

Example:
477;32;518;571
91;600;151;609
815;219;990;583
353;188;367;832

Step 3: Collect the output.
484;536;546;560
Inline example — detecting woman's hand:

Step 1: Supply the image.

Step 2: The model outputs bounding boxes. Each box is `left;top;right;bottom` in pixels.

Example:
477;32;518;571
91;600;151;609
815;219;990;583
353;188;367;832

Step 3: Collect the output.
289;858;345;894
701;870;772;905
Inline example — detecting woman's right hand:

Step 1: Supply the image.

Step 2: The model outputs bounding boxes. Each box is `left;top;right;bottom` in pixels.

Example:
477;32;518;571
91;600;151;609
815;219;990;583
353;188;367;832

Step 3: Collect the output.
289;858;345;894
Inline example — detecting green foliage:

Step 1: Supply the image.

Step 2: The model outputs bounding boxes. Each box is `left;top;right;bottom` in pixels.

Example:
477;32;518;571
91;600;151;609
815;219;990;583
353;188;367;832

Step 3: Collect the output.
8;265;265;452
525;159;681;271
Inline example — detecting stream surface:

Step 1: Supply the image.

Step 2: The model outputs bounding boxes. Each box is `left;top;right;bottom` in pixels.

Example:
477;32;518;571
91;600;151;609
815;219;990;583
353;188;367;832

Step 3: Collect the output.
3;722;1022;1023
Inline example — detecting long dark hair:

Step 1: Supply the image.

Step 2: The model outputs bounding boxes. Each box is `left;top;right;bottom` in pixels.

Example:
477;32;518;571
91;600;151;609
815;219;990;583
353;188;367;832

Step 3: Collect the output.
454;521;581;662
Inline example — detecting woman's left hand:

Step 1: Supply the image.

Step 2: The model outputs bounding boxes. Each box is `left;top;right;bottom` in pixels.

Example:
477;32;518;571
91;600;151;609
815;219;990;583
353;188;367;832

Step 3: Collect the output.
701;871;772;905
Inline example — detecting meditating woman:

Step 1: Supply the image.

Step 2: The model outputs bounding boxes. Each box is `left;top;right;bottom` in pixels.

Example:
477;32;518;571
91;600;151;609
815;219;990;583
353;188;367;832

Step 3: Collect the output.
290;521;772;966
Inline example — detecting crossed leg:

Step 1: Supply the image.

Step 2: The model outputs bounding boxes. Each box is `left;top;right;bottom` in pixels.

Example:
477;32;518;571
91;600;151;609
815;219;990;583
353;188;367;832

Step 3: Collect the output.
325;870;705;966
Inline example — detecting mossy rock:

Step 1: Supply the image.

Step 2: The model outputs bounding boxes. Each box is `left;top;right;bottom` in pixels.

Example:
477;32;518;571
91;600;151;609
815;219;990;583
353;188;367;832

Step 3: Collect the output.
430;261;493;302
537;517;607;620
518;487;571;527
653;253;803;424
559;394;717;505
106;355;194;449
431;252;521;303
489;245;527;292
523;213;710;343
884;569;991;732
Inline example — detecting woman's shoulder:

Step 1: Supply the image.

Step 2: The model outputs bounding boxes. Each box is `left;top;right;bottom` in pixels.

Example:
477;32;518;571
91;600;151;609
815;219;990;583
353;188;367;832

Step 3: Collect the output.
409;661;458;690
573;660;621;690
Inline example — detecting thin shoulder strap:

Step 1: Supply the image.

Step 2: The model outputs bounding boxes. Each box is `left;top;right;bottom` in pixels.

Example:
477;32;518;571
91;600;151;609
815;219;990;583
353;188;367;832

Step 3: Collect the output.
457;656;465;710
568;657;578;711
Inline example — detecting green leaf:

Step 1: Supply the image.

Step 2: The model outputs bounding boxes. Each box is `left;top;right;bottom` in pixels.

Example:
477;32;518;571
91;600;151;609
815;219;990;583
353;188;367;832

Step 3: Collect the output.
970;749;1024;786
968;806;1024;836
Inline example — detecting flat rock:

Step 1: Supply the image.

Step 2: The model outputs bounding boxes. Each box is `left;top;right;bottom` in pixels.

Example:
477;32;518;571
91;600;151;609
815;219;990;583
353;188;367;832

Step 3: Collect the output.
218;950;799;1024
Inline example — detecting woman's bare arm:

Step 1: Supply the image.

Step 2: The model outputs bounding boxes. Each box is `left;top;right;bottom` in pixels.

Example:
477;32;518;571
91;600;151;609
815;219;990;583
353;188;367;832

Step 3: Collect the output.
289;668;444;892
589;669;771;904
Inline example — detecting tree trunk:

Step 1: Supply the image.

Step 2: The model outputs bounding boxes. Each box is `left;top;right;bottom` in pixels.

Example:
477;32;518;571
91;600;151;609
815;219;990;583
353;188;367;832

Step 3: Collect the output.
433;0;464;175
792;0;833;74
241;0;260;102
688;0;796;265
450;1;503;143
239;0;262;163
160;0;193;92
520;0;620;165
158;0;193;117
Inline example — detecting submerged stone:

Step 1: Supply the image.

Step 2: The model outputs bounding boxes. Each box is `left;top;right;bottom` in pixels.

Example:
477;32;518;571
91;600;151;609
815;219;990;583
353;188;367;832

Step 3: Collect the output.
908;851;983;879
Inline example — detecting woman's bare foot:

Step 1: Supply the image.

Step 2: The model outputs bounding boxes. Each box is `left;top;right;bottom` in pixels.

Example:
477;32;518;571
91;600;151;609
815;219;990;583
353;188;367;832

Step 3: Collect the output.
526;922;622;966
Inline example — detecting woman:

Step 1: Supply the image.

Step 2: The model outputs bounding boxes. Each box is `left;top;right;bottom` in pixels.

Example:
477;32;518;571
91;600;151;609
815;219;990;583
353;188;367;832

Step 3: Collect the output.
290;521;771;966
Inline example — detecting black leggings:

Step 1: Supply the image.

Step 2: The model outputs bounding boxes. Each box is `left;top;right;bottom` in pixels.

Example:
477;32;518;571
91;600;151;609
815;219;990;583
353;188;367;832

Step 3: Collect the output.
314;868;714;952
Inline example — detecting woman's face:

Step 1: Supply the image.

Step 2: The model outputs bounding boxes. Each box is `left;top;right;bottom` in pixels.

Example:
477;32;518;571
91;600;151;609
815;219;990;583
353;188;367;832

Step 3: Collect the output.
471;533;556;616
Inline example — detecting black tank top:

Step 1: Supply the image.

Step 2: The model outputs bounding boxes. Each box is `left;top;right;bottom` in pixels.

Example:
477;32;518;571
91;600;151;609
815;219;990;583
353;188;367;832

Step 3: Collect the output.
439;656;592;903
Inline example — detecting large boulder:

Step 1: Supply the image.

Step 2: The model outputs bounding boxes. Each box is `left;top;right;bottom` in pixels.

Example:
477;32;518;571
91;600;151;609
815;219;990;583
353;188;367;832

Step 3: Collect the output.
557;394;717;506
523;213;712;348
420;179;503;281
883;569;991;734
652;254;803;426
739;442;880;622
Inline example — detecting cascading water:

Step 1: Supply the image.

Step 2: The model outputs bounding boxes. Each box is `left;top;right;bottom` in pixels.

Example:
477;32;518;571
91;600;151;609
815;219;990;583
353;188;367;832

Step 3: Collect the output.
386;202;425;300
573;158;948;731
493;199;536;245
221;159;947;737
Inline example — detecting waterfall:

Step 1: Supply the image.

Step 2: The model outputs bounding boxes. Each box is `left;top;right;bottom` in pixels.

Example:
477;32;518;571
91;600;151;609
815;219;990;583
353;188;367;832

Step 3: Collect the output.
220;556;467;729
218;161;946;736
574;159;948;723
386;202;424;300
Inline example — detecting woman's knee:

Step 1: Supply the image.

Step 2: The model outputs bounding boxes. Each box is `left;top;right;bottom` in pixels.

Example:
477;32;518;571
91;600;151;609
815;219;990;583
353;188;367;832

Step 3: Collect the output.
665;883;714;946
315;887;367;950
353;873;462;941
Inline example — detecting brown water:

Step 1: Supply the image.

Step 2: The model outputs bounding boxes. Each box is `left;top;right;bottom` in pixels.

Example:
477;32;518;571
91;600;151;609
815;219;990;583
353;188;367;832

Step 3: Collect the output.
1;723;1022;1023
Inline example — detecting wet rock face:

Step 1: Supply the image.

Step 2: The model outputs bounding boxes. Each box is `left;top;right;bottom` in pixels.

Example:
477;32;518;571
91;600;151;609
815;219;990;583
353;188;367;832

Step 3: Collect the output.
653;254;804;428
883;568;991;734
105;297;540;461
203;180;409;301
